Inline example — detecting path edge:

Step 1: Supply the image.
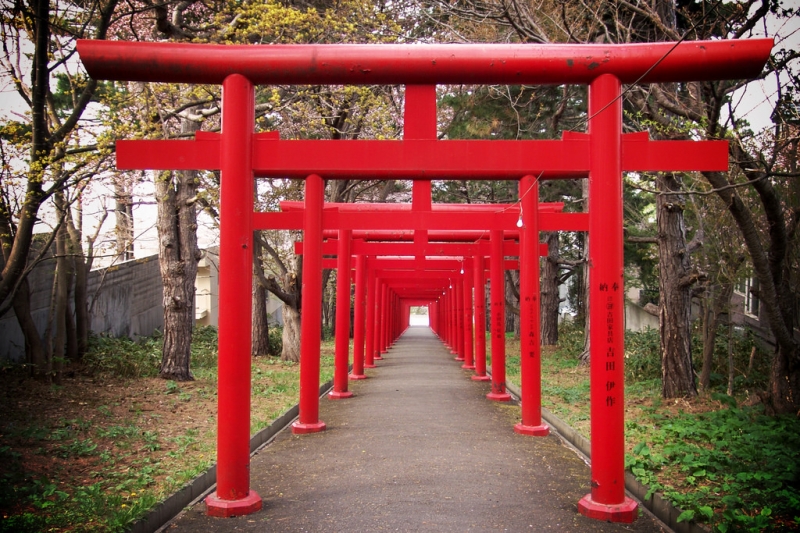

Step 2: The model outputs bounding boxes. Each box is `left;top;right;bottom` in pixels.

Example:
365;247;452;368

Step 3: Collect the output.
502;379;705;533
127;378;335;533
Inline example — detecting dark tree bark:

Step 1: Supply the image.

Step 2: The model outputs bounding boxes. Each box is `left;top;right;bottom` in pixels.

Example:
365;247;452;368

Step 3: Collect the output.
657;172;698;398
12;278;46;373
52;223;69;383
282;299;301;362
114;176;135;261
252;234;271;357
155;120;201;381
541;231;560;345
505;270;520;338
699;281;733;391
259;236;302;362
252;281;271;356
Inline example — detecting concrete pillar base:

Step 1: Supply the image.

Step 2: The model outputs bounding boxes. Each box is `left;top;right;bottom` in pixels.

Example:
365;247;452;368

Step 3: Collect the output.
328;390;354;399
205;491;262;517
486;392;512;402
514;423;550;437
291;420;327;434
578;494;638;523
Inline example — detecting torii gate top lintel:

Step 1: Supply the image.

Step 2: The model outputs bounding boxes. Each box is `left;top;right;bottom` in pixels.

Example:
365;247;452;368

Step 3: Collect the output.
77;39;772;86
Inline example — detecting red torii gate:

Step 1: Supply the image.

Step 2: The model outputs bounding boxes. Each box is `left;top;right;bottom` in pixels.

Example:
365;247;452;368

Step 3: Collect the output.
296;199;558;411
77;38;771;523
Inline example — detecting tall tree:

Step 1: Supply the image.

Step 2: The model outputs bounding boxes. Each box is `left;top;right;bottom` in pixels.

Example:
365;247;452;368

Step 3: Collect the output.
0;0;120;373
424;0;800;413
155;117;201;381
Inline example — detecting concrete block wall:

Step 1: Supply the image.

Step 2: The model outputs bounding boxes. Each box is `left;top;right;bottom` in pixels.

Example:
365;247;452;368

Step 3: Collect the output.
0;253;164;362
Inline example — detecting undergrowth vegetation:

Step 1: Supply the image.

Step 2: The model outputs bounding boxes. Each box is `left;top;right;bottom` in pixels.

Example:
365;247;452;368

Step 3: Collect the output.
504;321;800;533
0;327;334;533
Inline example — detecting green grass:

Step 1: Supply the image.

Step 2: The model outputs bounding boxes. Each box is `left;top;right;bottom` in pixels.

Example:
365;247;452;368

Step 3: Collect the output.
502;321;800;533
0;327;336;533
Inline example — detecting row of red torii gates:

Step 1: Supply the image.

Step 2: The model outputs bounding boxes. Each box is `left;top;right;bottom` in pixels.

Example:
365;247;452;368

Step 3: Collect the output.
77;38;771;523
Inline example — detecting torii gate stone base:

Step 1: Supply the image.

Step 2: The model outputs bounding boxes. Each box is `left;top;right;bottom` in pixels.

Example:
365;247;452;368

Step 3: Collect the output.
77;38;771;523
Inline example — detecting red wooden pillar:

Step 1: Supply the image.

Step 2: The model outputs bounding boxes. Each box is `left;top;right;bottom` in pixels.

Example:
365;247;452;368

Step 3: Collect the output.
365;263;377;369
429;302;438;335
351;254;367;380
441;291;448;345
391;292;397;341
390;291;396;342
378;282;388;357
292;174;327;434
462;258;475;370
396;294;402;338
514;175;550;437
578;74;638;522
446;287;454;351
454;277;465;361
330;229;353;399
206;74;262;517
450;287;457;351
487;230;511;401
396;294;402;337
472;254;490;382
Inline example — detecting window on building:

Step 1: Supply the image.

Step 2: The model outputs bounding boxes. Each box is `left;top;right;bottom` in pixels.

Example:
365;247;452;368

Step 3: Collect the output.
734;277;760;318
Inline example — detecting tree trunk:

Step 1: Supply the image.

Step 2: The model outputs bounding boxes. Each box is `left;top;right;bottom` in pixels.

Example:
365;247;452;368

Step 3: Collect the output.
64;274;78;362
252;235;271;357
155;118;200;381
252;281;271;357
52;224;69;384
726;292;735;396
322;270;334;340
72;251;89;357
658;172;697;398
768;346;800;415
63;192;101;360
541;231;560;345
12;278;46;374
114;176;135;261
699;281;733;391
281;303;301;362
578;179;590;364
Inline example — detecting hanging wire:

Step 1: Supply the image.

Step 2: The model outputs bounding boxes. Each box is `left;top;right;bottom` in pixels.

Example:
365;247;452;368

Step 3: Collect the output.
462;2;728;248
572;0;726;130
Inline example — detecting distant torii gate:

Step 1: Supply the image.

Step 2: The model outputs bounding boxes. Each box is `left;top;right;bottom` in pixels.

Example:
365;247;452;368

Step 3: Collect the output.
77;38;772;523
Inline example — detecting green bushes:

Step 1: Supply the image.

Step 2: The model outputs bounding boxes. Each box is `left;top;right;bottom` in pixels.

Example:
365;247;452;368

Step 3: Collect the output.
83;333;162;379
268;325;283;355
626;404;800;532
84;326;220;379
624;327;661;381
536;320;798;532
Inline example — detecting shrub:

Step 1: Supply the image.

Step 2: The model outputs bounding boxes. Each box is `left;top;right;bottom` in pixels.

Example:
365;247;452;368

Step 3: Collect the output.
268;325;283;356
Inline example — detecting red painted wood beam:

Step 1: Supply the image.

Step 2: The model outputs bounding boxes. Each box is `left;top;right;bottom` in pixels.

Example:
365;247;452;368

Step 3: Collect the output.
254;210;588;232
296;240;529;257
78;39;772;86
279;201;565;212
117;134;729;179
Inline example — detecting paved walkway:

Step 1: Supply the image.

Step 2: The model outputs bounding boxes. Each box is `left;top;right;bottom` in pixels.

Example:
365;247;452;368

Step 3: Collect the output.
166;327;668;532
